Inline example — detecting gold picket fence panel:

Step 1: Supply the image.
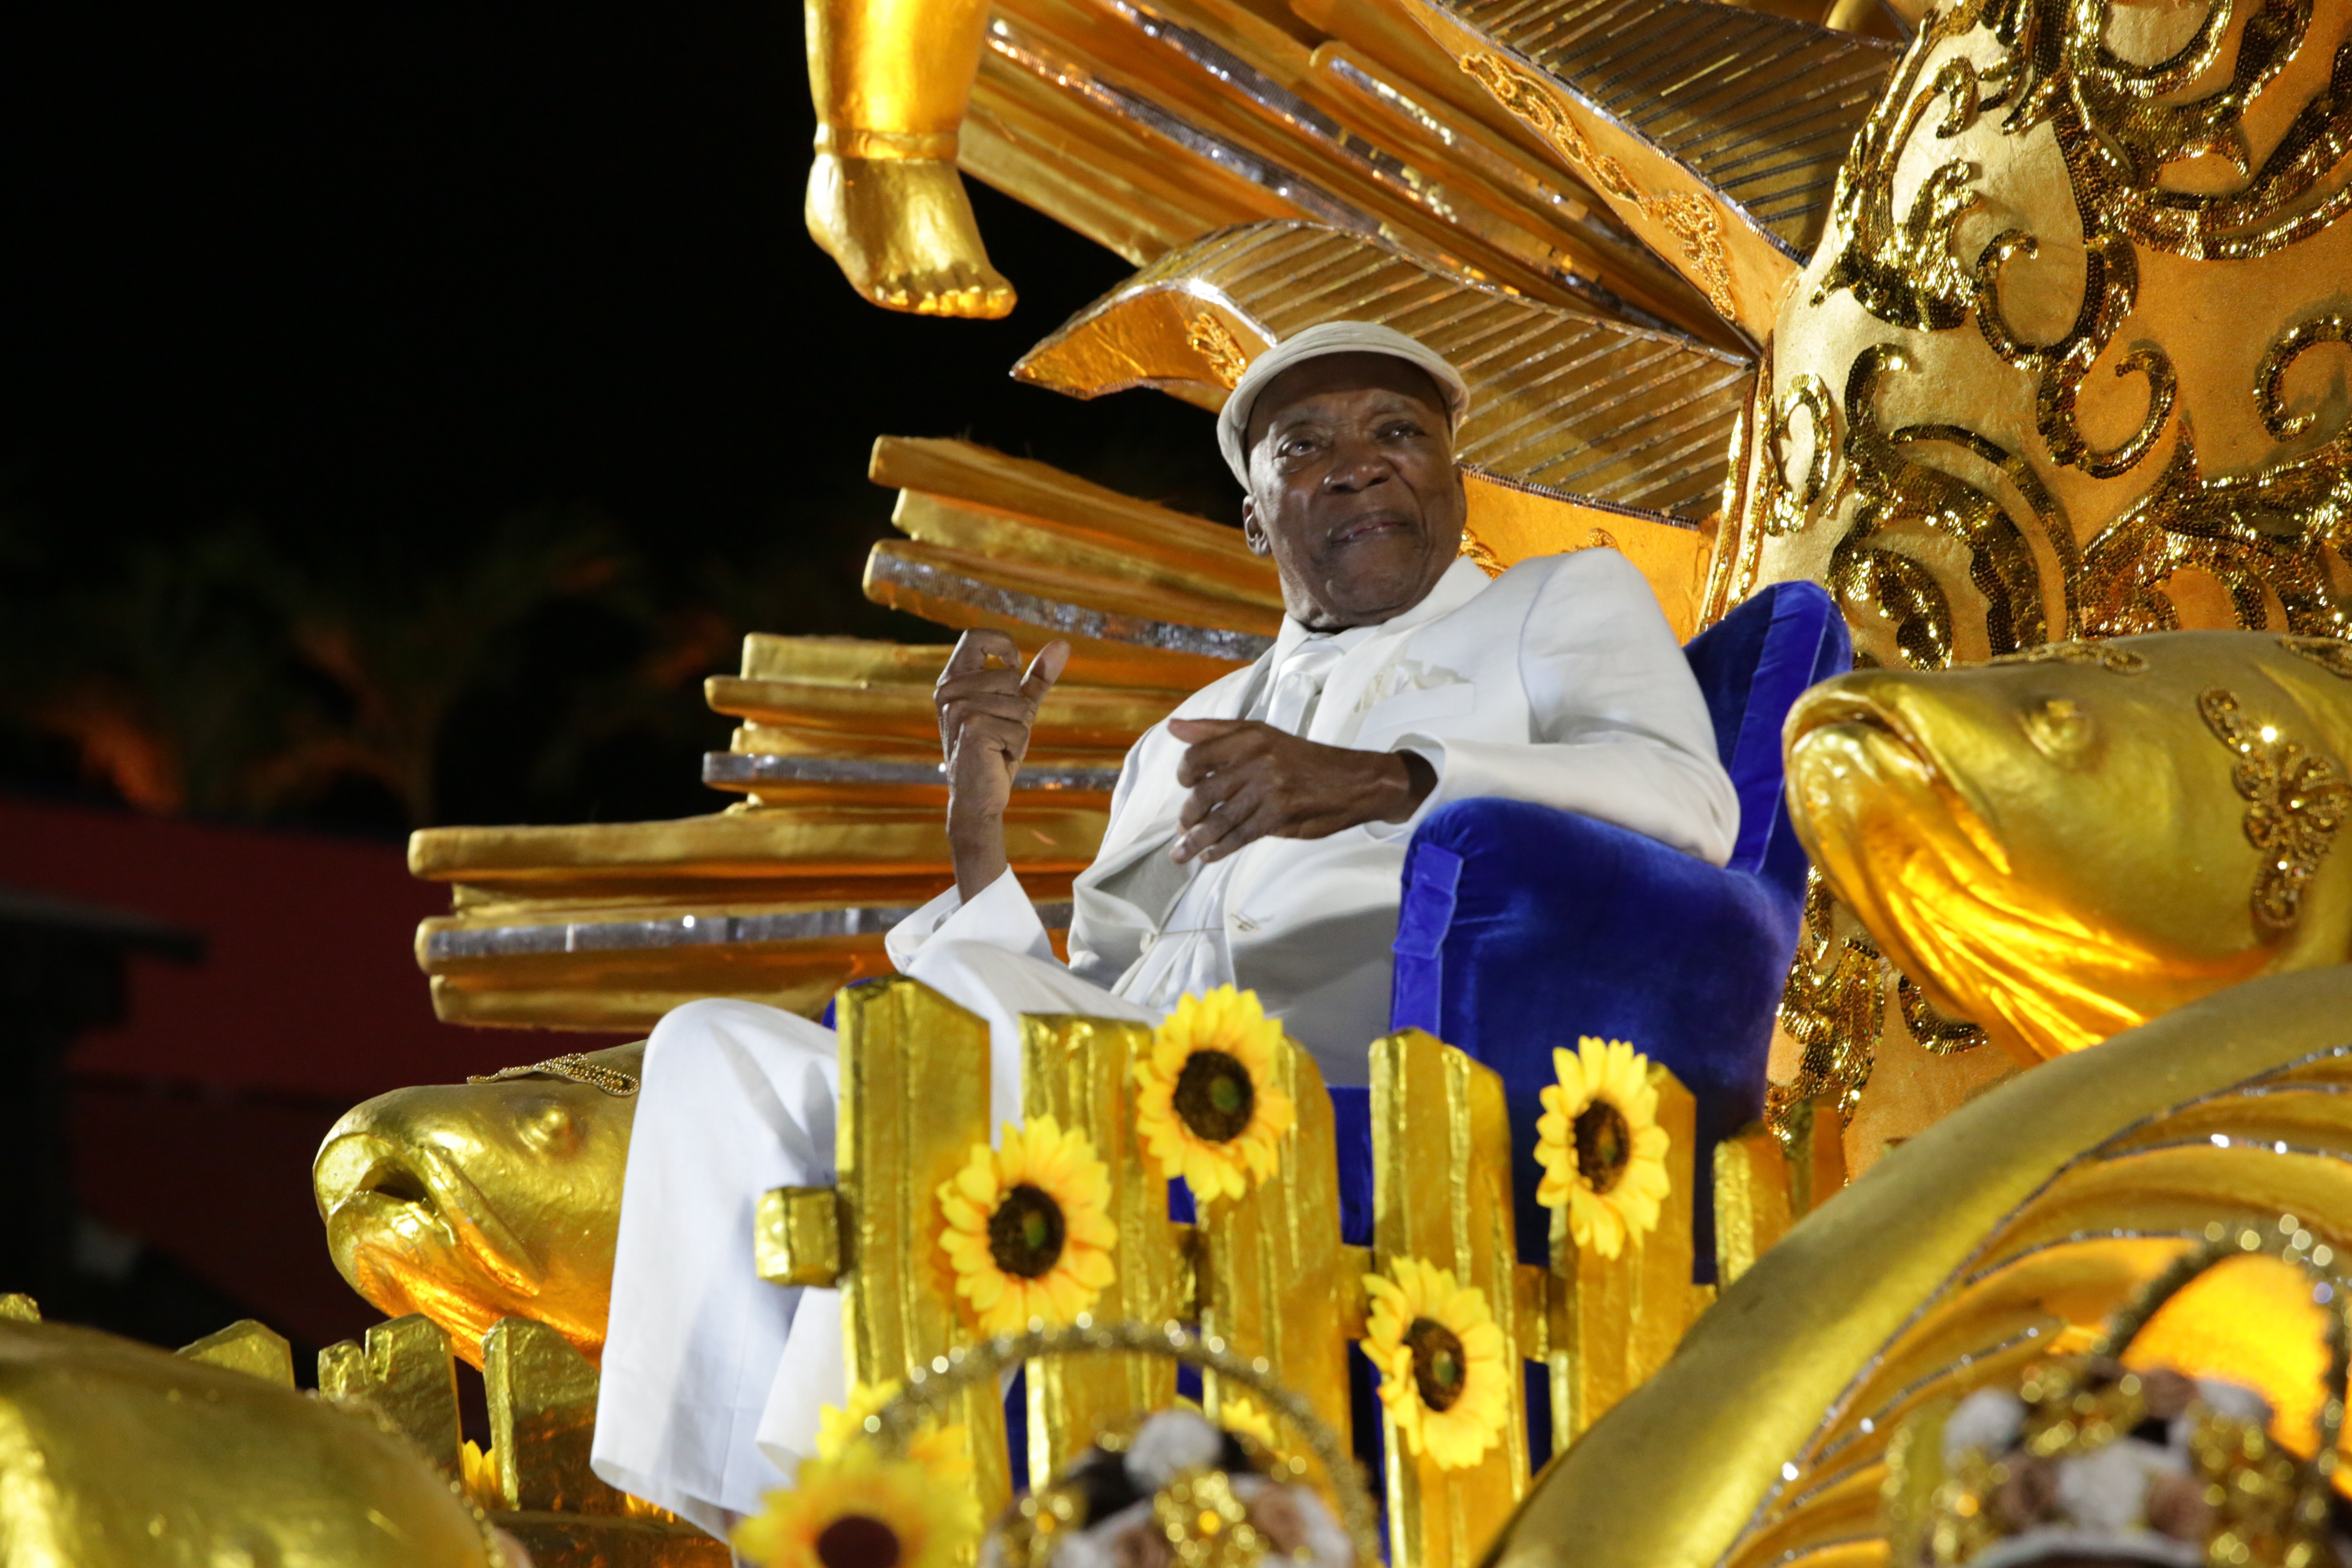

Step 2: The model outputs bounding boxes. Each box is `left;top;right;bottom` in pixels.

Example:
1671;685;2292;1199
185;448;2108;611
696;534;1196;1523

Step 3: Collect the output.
756;976;1740;1568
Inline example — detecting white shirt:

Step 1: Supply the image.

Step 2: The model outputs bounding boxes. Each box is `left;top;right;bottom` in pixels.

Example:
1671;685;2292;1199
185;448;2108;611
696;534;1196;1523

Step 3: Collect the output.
886;552;1735;1084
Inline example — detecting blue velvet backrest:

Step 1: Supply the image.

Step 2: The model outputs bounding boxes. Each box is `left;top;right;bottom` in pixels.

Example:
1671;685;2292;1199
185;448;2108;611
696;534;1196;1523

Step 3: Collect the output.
1682;580;1851;910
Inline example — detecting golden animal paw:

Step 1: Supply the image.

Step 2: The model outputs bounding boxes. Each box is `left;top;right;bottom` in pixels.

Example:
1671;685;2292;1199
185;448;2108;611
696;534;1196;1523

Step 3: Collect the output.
804;153;1016;318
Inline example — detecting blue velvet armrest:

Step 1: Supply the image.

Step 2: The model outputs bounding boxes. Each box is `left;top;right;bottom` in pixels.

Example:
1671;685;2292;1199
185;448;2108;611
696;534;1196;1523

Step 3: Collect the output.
1389;798;1802;1276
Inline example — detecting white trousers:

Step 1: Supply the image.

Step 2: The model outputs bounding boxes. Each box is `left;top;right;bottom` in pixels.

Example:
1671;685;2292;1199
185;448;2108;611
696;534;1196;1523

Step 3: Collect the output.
589;941;1158;1539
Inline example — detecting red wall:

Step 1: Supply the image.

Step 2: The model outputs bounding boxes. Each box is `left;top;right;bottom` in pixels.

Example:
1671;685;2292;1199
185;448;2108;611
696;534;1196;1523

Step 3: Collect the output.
0;794;622;1348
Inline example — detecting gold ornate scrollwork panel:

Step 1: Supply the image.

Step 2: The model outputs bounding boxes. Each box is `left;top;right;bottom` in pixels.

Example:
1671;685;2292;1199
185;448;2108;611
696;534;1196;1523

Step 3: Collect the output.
1717;0;2352;1152
1727;0;2352;673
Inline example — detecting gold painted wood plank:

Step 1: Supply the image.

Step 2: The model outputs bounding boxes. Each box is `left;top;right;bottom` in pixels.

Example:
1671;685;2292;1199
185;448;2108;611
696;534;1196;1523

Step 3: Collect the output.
835;978;1016;1520
1016;222;1752;519
408;804;1108;884
991;0;1637;322
1397;0;1896;340
863;541;1269;686
483;1316;628;1514
866;538;1284;642
1193;1032;1354;1459
893;490;1280;614
729;718;1134;767
1299;42;1725;337
316;1314;463;1474
706;672;1183;751
1018;1015;1189;1481
1548;1060;1697;1442
1370;1028;1528;1568
869;436;1271;588
968;40;1303;274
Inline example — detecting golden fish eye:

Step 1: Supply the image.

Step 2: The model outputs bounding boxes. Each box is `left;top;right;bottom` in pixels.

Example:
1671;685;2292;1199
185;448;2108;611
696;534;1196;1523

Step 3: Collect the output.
517;1100;579;1155
2022;695;2094;761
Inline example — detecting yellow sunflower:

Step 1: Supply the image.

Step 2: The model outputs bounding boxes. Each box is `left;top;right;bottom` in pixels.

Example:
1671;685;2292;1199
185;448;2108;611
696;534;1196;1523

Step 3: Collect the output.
459;1439;499;1510
733;1448;979;1568
1362;1256;1511;1470
938;1114;1118;1334
1134;985;1298;1206
815;1380;971;1487
1534;1036;1672;1260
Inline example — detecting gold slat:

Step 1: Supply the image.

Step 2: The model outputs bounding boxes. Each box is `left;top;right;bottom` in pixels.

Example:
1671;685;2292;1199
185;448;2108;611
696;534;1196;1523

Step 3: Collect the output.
863;541;1269;687
1016;222;1753;520
1194;1033;1354;1460
1018;1016;1189;1483
870;436;1272;595
707;672;1183;751
967;42;1296;272
835;979;1016;1521
483;1317;628;1514
408;804;1107;885
1370;1029;1529;1568
1548;1060;1698;1441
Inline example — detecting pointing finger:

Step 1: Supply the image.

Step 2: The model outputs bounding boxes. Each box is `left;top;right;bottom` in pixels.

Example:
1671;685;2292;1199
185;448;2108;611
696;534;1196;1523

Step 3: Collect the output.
1020;639;1071;702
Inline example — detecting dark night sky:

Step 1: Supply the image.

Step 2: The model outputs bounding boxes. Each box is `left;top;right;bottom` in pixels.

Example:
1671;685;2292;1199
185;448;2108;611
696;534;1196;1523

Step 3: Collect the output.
1;2;1234;829
5;2;1230;540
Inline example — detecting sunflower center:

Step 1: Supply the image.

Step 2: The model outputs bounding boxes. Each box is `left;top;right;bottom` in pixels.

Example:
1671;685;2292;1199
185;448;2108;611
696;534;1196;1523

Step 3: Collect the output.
1404;1317;1468;1412
987;1184;1067;1278
1574;1099;1632;1194
815;1515;902;1568
1173;1049;1256;1143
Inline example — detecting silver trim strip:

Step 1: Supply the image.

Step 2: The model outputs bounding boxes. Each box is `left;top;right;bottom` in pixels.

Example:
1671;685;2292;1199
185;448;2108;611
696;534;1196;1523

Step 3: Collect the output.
428;902;1080;962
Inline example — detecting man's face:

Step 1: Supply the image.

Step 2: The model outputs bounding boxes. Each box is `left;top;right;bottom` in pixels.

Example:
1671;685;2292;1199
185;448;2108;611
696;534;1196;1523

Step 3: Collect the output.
1240;352;1467;630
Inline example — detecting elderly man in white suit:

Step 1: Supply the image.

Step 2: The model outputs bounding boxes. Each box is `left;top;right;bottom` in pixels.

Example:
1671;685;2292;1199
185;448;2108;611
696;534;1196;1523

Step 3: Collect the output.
590;323;1738;1535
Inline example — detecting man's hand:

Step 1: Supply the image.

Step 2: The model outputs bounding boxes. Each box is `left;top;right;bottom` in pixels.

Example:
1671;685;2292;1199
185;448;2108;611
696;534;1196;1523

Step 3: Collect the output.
935;629;1071;898
1168;718;1435;865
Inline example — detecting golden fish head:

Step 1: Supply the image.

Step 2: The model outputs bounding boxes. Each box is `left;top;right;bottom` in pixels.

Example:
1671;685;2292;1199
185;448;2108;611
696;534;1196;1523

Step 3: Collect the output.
313;1040;642;1368
1784;631;2352;1063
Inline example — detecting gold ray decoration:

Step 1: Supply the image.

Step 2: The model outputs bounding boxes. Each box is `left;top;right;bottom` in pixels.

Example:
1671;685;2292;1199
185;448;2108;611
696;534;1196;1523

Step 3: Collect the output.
1397;0;1898;341
1016;220;1753;522
407;439;1267;1031
962;0;1731;338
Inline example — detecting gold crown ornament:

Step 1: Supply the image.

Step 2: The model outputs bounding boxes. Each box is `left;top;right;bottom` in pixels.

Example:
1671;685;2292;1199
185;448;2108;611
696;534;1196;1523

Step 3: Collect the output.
1886;1225;2352;1568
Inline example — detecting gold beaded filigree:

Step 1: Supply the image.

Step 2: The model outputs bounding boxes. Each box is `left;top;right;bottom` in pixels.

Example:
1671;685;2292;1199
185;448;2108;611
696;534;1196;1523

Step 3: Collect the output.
466;1053;640;1097
1150;1469;1268;1568
1768;876;1886;1138
1457;49;1735;317
1185;311;1250;390
2198;688;2352;933
2282;635;2352;681
1986;639;2148;674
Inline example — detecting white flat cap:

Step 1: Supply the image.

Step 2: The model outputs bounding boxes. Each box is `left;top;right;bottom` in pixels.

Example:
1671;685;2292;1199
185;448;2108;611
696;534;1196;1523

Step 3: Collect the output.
1215;321;1471;485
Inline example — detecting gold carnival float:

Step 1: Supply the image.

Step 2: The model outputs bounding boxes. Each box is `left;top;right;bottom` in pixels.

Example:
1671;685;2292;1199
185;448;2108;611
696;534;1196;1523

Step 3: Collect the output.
12;0;2352;1557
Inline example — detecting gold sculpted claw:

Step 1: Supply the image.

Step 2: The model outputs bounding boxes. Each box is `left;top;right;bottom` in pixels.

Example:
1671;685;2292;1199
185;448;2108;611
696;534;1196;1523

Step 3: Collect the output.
802;0;1013;318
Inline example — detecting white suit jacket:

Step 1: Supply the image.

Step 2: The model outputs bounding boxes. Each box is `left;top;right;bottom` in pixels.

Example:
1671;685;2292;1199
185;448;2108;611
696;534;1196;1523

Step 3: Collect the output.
888;551;1737;1084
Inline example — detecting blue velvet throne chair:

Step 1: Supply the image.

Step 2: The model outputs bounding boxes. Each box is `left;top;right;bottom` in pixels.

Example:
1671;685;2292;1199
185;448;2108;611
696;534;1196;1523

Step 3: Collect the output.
1324;578;1851;1278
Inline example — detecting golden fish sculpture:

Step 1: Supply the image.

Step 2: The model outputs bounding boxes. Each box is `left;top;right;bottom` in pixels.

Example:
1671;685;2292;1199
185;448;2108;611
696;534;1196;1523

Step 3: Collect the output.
0;1316;510;1567
314;1043;642;1368
1785;630;2352;1065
